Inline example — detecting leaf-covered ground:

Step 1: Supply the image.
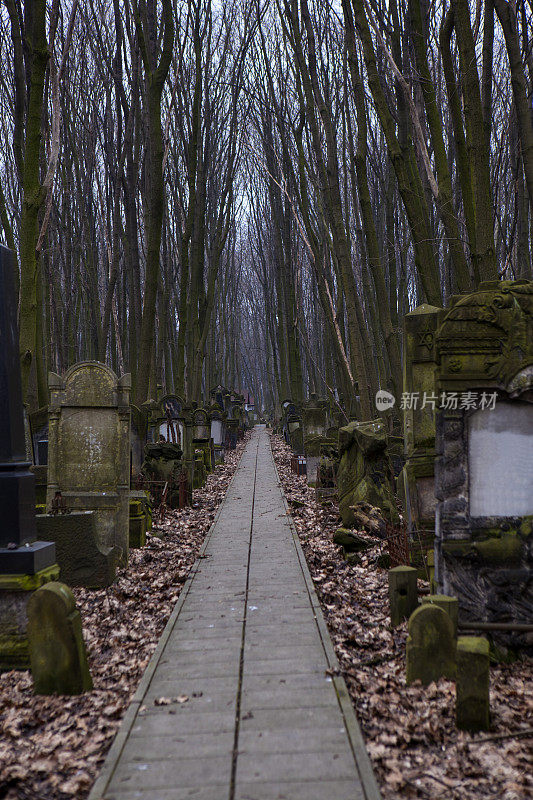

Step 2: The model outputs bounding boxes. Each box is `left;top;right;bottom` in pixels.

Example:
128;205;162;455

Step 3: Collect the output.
270;432;532;800
0;435;249;800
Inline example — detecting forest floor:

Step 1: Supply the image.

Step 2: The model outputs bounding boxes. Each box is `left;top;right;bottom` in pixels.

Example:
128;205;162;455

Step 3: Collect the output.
270;432;533;800
0;435;250;800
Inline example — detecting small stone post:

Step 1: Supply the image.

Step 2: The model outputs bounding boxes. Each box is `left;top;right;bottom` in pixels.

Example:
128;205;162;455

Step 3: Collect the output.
456;636;490;731
388;566;418;627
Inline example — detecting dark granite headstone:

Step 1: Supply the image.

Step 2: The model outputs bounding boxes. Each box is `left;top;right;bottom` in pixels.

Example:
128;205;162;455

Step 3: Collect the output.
0;246;55;573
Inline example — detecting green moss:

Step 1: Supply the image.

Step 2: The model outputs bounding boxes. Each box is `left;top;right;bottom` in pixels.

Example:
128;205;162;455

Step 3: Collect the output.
0;565;60;591
0;635;30;670
443;531;524;564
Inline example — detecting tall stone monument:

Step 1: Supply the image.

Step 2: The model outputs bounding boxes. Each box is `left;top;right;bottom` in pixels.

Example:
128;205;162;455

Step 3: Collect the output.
47;362;131;565
0;245;58;669
434;280;533;650
399;304;441;536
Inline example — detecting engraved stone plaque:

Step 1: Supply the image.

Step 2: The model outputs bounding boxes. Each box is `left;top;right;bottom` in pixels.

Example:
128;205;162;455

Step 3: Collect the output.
469;401;533;517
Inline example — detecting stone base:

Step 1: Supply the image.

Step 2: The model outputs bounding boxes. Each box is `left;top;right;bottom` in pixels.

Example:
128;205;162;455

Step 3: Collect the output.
36;512;116;588
0;564;60;671
0;540;57;574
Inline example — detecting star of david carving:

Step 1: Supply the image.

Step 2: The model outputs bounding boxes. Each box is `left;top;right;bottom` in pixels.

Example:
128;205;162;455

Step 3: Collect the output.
417;329;434;350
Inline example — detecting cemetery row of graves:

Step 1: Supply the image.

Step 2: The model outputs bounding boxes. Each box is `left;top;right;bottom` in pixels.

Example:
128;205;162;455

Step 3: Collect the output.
0;234;532;799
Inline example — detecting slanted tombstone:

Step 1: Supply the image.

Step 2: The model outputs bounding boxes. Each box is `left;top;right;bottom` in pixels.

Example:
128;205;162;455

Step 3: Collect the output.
0;245;58;670
47;362;131;565
27;582;92;695
434;280;533;651
406;604;456;685
337;419;399;527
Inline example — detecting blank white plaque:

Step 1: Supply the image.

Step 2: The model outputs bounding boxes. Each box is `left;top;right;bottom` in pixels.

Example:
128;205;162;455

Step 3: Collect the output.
469;401;533;517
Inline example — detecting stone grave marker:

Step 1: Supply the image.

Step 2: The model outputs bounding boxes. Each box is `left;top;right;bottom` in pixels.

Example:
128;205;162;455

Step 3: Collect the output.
47;362;131;565
406;603;456;685
27;581;92;695
210;406;225;464
434;280;533;650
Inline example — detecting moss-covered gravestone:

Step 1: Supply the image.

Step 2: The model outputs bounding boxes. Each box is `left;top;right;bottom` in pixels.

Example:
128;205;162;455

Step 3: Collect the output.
456;636;490;731
406;604;456;685
337;419;399;527
47;363;131;566
434;280;533;652
27;582;92;695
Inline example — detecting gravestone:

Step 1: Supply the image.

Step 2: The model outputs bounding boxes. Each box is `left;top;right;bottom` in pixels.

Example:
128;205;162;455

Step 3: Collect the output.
27;582;92;695
302;395;329;486
0;246;58;670
47;362;131;565
434;280;533;651
398;305;441;540
282;401;303;455
337;419;399;527
406;604;456;685
210;407;225;464
192;408;213;473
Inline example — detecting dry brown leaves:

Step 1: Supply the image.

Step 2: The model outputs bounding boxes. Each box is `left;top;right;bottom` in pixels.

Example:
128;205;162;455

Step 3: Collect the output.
270;432;533;800
0;435;249;800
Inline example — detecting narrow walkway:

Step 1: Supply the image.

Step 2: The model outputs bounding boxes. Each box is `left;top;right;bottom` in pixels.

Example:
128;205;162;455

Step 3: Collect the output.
89;427;381;800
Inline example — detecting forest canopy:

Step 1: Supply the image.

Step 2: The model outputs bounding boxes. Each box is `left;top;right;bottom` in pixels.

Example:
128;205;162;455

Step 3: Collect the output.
0;0;532;415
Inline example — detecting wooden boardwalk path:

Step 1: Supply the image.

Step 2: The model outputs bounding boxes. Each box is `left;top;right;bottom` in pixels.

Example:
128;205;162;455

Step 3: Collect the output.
89;426;381;800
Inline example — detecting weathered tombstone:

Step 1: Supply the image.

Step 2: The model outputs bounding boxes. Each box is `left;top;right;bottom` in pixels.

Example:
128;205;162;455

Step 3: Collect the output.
398;305;441;542
0;245;58;670
210;407;225;464
434;280;533;651
47;362;131;565
456;636;490;731
388;566;418;627
337;419;399;527
406;604;456;685
302;395;330;486
282;401;304;455
192;408;213;472
141;441;184;509
36;511;116;587
27;582;92;695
